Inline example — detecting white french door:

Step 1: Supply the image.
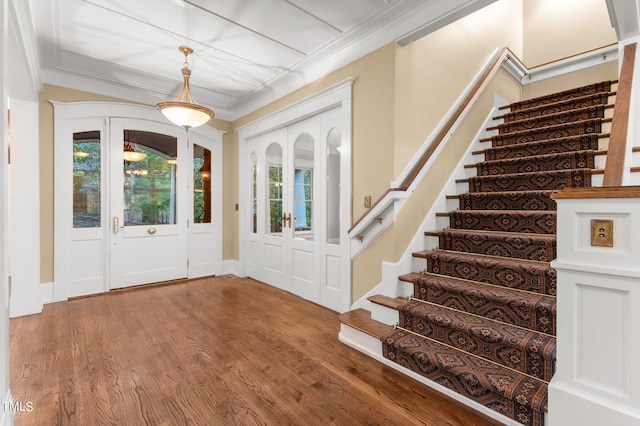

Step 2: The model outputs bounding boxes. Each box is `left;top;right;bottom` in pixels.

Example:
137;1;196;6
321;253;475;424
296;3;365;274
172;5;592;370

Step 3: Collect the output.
54;102;223;300
109;119;188;289
246;108;344;310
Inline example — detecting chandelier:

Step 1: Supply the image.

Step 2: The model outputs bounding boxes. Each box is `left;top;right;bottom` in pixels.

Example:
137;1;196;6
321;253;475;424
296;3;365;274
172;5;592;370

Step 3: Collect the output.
156;46;214;130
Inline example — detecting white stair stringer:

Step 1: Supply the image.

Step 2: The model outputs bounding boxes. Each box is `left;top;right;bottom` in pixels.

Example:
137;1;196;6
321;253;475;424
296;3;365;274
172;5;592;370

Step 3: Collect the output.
350;97;505;326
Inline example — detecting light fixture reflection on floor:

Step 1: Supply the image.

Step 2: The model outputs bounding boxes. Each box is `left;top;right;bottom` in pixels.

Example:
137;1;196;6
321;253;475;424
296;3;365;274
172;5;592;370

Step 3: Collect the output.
123;142;147;162
156;46;214;130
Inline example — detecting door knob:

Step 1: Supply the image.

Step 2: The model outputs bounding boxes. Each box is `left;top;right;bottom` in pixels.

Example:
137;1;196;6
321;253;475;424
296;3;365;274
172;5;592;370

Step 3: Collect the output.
147;227;157;235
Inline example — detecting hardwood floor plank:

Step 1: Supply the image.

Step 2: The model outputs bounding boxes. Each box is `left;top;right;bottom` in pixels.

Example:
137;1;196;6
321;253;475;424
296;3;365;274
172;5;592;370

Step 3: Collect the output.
10;276;498;425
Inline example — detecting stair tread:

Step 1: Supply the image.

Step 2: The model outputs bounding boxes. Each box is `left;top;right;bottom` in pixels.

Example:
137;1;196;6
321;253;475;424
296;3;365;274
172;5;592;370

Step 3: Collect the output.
398;299;556;380
382;328;548;424
412;249;553;265
411;249;557;296
479;118;608;143
368;294;409;310
492;103;612;125
410;273;556;334
501;80;615;111
473;133;606;156
426;228;556;238
488;104;610;132
496;89;615;114
338;308;392;339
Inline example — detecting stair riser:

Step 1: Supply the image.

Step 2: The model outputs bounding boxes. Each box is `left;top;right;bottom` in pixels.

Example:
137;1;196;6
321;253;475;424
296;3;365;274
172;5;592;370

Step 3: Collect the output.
446;212;556;234
491;120;602;147
501;93;610;122
413;279;556;335
508;81;612;111
469;170;591;193
482;136;600;161
497;106;605;134
399;302;555;381
438;232;556;262
476;152;595;176
457;193;557;211
425;252;557;296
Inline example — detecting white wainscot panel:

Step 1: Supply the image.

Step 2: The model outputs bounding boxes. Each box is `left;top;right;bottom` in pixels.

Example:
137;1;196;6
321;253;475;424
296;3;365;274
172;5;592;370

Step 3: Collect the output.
248;240;259;268
577;283;629;397
325;255;341;291
70;239;104;295
263;243;283;273
191;229;214;268
292;249;313;282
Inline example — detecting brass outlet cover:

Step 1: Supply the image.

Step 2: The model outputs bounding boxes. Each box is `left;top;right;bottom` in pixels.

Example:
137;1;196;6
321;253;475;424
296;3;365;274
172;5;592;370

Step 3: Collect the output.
591;219;614;247
364;196;371;208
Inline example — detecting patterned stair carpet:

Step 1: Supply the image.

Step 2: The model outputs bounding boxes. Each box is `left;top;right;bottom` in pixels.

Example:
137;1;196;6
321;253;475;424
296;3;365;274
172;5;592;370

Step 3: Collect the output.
382;80;614;426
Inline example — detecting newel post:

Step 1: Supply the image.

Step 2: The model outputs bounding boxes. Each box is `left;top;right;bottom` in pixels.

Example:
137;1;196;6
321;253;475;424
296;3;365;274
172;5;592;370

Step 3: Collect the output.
548;187;640;425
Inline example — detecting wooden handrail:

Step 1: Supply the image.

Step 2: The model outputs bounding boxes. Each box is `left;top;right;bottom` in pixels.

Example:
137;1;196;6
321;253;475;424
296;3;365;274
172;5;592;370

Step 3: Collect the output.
603;42;636;187
349;48;513;233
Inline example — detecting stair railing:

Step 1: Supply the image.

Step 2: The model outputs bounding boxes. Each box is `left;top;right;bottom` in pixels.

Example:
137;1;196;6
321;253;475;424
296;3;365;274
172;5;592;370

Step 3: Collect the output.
348;47;527;257
348;44;619;258
603;42;636;187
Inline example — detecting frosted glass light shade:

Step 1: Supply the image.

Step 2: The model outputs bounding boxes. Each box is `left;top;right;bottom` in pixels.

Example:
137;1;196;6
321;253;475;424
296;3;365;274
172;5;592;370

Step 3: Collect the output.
123;150;147;162
157;101;214;130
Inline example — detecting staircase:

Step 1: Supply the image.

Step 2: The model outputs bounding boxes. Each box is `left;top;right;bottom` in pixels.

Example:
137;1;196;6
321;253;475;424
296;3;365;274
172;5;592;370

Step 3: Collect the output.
340;81;619;426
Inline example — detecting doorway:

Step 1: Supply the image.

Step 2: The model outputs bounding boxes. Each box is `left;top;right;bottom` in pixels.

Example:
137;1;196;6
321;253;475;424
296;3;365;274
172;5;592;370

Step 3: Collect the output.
53;102;223;300
239;81;352;313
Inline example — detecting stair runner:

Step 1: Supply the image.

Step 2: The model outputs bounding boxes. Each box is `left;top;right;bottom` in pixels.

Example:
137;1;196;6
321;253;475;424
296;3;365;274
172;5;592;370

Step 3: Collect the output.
381;80;614;426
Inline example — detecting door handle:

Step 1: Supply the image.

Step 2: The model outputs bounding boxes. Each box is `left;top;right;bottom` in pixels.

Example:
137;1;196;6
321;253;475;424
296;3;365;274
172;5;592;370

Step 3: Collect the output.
147;227;157;235
281;212;292;229
112;216;124;234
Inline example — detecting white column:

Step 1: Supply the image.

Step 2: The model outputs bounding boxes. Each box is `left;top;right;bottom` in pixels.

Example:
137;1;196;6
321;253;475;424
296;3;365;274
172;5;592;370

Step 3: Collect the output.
0;0;12;422
549;187;640;426
8;99;42;317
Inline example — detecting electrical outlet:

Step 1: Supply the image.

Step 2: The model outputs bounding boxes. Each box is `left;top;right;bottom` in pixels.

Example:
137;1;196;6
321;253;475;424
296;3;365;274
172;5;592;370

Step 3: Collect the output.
591;219;613;247
364;196;371;208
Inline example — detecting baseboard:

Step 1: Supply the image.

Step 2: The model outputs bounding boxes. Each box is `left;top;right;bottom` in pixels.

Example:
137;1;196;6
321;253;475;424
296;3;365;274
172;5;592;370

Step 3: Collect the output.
1;389;14;426
40;282;54;305
221;260;242;277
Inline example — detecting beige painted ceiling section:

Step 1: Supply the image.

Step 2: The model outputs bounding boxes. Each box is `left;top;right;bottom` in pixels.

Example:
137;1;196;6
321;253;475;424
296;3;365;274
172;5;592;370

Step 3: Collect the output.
28;0;498;121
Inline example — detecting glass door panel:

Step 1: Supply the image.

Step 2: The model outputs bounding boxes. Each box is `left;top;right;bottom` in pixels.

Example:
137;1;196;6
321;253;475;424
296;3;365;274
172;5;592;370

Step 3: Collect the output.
266;143;283;235
293;135;314;240
193;144;211;223
73;131;101;228
122;130;177;226
326;128;341;244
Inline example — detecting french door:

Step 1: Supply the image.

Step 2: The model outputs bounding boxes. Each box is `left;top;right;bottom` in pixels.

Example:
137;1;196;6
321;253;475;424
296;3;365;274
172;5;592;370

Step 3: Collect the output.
246;108;344;310
54;103;222;300
108;119;188;289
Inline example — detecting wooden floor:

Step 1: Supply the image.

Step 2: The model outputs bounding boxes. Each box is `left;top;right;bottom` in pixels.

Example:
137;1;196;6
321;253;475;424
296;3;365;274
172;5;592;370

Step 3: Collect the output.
10;276;498;425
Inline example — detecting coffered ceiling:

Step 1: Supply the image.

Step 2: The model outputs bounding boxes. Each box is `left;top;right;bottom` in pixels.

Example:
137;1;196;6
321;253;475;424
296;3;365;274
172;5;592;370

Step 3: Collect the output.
24;0;496;120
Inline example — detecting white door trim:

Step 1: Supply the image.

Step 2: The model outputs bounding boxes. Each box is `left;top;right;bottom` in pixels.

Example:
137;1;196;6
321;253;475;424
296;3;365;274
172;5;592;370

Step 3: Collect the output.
238;79;353;312
52;101;223;301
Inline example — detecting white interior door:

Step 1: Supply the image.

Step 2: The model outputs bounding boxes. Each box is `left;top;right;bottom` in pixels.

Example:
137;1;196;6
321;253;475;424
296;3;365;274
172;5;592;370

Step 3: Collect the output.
288;118;321;303
109;118;188;289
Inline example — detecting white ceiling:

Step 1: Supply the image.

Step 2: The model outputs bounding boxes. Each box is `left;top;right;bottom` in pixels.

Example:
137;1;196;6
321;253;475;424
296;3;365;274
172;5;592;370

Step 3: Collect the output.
24;0;497;121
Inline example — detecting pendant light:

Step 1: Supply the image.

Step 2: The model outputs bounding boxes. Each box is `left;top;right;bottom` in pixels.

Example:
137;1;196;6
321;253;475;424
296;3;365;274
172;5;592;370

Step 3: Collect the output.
156;46;214;130
123;142;147;162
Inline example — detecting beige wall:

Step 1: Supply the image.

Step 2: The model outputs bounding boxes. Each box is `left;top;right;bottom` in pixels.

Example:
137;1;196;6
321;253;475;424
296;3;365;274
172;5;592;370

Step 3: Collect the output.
230;43;397;233
38;84;231;283
394;0;524;176
522;61;619;100
523;0;617;67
